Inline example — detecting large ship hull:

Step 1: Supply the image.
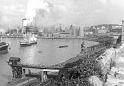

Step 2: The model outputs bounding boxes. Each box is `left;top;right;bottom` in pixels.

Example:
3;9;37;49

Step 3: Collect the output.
0;43;9;54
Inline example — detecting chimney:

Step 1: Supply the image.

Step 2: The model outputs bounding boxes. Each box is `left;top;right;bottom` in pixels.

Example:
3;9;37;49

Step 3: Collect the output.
122;20;124;44
22;18;27;33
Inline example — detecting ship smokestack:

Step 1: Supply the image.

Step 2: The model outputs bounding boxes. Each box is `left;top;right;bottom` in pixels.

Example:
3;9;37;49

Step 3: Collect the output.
122;20;124;44
22;18;28;33
22;18;28;27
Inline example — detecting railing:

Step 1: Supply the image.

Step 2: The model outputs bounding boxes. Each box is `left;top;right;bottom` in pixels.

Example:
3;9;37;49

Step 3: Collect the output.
8;62;60;70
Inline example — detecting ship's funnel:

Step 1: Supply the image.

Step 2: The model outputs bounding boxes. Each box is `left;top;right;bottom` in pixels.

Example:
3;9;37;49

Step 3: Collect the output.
22;18;28;33
22;18;28;27
122;20;124;44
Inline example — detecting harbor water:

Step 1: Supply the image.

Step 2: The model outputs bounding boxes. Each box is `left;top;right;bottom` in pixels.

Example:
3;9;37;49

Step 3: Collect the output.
0;38;83;86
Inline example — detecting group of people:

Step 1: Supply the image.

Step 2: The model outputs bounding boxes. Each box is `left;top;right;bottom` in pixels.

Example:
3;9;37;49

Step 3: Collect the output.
56;49;104;86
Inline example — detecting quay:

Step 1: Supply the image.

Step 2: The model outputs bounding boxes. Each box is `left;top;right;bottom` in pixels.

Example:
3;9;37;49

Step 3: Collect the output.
0;35;85;39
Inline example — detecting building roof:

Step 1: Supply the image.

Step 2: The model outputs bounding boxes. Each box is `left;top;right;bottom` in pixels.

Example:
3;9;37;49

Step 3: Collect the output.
9;57;21;61
83;40;99;48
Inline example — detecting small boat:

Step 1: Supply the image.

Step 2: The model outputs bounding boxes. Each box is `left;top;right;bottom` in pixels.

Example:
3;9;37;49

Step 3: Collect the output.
59;45;68;48
0;42;9;53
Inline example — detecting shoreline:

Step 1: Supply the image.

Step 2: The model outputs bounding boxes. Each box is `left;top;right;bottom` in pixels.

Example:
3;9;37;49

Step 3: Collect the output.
1;36;85;39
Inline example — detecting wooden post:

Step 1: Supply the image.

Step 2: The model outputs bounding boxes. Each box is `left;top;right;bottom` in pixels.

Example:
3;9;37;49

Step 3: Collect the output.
40;71;48;82
40;71;44;82
22;69;26;77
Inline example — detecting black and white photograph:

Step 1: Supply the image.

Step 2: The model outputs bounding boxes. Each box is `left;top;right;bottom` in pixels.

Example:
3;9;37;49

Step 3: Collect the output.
0;0;124;86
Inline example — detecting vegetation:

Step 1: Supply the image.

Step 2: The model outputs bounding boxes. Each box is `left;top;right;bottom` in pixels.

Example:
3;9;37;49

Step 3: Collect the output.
52;55;103;86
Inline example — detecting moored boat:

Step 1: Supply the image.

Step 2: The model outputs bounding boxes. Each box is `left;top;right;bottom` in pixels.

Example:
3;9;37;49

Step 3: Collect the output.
59;45;68;48
0;42;9;53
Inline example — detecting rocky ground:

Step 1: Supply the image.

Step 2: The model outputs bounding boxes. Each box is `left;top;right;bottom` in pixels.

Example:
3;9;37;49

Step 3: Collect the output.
104;44;124;86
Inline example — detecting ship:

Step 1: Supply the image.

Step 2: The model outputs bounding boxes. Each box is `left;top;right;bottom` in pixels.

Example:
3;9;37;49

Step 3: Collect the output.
0;38;9;53
58;45;68;48
19;34;37;46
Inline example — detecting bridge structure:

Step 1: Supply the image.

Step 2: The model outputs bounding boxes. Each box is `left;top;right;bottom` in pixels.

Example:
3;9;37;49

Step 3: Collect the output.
7;57;60;82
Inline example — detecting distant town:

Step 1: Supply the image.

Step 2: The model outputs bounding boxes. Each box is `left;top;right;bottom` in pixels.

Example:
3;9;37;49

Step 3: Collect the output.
0;24;122;38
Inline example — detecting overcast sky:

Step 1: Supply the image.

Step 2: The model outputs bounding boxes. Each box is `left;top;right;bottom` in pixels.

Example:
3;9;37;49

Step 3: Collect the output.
0;0;124;29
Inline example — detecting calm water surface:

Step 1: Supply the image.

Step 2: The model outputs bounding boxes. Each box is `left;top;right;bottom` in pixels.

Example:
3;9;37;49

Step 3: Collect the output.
0;38;83;86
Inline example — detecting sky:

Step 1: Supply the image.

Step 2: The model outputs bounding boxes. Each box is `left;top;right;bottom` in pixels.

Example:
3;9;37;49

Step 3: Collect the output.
0;0;124;30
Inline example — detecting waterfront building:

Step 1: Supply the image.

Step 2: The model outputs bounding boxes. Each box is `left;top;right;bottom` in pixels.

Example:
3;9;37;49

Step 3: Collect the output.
38;30;43;36
83;26;92;36
69;24;74;36
122;20;124;43
110;24;122;34
90;24;121;35
80;26;84;37
68;24;80;37
59;32;71;37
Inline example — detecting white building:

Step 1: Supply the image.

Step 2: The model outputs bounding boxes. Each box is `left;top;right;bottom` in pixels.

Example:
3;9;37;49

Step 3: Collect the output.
80;26;84;37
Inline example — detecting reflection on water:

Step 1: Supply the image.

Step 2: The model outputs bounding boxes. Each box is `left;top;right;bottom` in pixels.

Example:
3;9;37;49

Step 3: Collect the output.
24;45;37;64
0;38;83;86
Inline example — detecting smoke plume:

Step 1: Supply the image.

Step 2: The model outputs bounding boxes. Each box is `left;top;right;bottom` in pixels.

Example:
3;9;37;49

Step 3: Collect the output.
25;0;50;26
